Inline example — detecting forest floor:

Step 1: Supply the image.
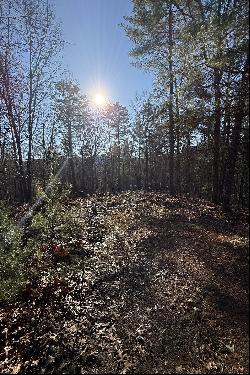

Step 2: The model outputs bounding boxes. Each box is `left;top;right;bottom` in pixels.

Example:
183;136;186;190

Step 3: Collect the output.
0;192;249;374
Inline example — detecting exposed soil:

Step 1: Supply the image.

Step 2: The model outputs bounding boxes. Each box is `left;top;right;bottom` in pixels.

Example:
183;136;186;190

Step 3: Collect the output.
0;192;249;374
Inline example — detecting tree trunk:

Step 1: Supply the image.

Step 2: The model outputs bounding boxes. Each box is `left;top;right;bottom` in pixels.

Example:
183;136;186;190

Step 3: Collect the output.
81;150;86;194
168;3;175;195
175;80;180;194
212;68;222;204
26;33;33;201
137;136;142;189
223;57;249;209
8;111;27;201
186;132;191;194
117;122;121;191
145;140;149;190
67;119;77;192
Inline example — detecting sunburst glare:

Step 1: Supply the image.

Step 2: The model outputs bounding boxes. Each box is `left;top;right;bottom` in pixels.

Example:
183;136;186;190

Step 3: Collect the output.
95;93;106;107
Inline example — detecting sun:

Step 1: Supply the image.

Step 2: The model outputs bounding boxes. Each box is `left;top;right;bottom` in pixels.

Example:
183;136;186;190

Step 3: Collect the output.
95;93;106;107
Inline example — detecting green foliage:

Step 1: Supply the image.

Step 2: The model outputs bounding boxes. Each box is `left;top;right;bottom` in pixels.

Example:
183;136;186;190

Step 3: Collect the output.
0;179;85;302
31;178;86;252
34;176;72;203
0;202;30;301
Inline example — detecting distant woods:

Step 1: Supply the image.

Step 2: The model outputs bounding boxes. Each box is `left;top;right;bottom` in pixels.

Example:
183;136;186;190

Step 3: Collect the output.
0;0;249;209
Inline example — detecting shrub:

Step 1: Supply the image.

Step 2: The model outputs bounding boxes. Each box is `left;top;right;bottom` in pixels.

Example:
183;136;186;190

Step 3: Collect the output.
0;201;31;301
31;178;87;257
0;178;91;302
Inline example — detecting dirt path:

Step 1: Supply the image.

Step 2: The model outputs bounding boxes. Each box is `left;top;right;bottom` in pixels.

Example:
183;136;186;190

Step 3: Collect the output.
0;192;249;373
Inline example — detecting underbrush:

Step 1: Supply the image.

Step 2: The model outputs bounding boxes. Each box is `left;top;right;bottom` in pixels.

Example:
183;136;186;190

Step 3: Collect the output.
0;202;28;301
0;179;90;302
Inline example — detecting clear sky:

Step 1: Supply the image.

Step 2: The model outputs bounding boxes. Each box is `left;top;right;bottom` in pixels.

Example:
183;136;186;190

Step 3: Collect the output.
52;0;154;108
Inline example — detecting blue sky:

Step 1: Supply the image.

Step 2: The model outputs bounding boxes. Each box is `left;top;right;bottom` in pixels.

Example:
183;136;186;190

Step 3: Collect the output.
52;0;154;107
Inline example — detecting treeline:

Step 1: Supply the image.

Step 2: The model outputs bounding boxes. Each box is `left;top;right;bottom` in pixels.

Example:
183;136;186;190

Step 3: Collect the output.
0;0;249;209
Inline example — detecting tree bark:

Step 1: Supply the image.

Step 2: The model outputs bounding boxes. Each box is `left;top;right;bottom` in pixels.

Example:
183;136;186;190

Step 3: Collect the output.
223;57;249;209
186;132;191;195
67;118;77;192
175;79;181;194
168;3;175;195
212;68;222;204
26;33;33;201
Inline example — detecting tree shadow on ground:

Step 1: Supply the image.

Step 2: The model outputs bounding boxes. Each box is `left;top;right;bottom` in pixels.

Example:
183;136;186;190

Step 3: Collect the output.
184;222;249;291
203;283;249;330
